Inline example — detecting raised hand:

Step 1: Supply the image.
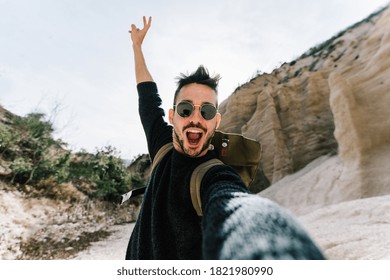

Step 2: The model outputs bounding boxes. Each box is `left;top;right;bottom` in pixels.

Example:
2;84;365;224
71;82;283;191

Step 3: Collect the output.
129;16;153;83
129;16;152;47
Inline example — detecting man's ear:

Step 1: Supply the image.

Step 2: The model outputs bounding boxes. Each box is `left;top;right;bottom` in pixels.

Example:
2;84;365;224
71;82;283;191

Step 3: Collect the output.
169;108;174;124
216;112;221;129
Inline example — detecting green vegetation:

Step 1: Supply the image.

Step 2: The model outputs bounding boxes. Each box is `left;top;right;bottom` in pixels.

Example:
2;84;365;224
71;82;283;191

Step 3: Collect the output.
0;111;143;202
67;146;133;201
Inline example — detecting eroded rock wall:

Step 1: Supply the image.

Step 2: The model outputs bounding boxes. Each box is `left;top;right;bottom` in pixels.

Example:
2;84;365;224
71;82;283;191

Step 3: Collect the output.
218;7;389;196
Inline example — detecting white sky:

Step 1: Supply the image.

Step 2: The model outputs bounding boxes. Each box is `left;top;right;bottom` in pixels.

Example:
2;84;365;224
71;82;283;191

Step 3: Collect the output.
1;0;389;160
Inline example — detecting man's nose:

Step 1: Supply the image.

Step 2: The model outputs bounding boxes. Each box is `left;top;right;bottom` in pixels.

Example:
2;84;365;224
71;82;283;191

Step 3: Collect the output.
190;106;203;121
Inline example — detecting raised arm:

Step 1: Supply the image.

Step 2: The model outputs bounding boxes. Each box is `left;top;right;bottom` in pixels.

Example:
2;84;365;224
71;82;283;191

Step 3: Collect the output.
129;16;153;84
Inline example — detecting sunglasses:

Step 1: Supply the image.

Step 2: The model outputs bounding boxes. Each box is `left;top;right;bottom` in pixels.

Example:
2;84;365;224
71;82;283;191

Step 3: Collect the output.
174;101;217;120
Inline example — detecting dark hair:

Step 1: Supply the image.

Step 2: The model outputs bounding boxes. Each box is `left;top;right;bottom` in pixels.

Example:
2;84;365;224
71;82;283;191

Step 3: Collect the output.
173;65;221;107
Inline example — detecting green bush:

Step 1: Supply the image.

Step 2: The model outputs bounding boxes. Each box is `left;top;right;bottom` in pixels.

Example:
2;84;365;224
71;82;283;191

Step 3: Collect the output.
3;113;60;184
68;146;134;202
0;125;18;158
9;157;33;183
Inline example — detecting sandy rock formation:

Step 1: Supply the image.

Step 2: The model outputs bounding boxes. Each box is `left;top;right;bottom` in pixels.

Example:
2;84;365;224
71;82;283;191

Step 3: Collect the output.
219;70;337;192
219;6;390;259
219;57;338;193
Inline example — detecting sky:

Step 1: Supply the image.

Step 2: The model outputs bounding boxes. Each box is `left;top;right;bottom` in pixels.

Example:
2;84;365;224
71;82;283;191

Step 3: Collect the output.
1;0;389;161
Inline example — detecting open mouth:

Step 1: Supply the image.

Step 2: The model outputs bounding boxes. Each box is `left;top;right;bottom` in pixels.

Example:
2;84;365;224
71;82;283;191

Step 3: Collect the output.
186;129;203;146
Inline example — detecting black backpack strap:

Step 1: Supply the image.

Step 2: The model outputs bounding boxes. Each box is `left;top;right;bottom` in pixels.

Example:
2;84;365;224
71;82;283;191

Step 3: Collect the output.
190;158;224;216
120;143;173;205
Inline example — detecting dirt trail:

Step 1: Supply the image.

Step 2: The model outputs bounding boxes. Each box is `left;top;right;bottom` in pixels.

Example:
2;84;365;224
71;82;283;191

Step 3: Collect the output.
72;223;135;260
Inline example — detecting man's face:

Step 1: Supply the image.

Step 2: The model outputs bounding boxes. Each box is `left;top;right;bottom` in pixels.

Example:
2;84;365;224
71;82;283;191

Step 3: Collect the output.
169;83;221;158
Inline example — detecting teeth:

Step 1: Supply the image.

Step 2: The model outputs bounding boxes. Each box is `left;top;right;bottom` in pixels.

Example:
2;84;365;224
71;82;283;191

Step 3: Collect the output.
187;130;202;134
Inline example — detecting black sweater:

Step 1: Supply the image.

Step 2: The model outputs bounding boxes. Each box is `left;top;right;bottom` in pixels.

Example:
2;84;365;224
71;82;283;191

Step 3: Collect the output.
126;82;325;260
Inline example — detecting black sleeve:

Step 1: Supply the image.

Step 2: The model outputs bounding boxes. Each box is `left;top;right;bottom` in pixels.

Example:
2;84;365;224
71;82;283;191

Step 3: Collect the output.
137;82;172;160
200;166;325;260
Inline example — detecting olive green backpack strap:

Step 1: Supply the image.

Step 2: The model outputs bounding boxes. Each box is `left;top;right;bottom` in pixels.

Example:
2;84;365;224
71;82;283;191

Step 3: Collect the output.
150;142;174;171
190;158;224;216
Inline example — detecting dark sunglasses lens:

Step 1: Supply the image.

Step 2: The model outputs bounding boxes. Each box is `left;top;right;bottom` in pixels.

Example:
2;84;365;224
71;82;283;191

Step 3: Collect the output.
201;104;217;120
177;102;193;117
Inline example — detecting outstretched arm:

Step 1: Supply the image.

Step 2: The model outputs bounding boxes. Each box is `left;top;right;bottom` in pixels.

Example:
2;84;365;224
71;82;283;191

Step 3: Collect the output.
200;168;325;260
129;16;153;84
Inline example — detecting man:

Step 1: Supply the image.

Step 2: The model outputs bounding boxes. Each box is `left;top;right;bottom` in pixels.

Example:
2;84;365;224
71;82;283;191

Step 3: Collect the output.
126;16;325;260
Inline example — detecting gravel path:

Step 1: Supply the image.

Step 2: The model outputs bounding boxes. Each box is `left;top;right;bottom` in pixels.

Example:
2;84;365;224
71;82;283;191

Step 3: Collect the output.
72;223;135;260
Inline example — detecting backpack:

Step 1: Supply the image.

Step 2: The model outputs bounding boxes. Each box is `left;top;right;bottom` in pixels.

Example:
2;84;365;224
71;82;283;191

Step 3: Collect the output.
121;130;262;216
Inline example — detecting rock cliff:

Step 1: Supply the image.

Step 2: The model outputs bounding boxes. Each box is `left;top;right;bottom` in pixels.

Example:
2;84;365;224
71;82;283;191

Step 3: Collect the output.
218;6;390;259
